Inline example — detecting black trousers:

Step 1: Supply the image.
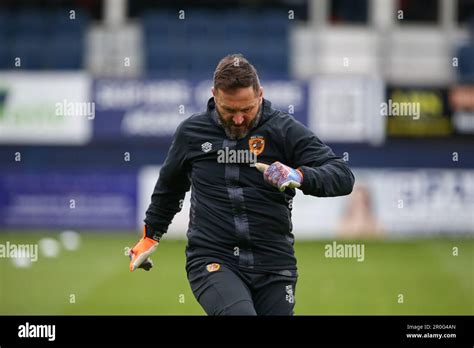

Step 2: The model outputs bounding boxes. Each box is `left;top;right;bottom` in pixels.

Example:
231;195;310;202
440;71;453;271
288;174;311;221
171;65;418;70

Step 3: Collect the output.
187;259;297;316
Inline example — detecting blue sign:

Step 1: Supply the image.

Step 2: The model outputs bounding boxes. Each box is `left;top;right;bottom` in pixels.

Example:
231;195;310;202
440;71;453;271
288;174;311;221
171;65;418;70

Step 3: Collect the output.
0;171;137;230
92;78;308;141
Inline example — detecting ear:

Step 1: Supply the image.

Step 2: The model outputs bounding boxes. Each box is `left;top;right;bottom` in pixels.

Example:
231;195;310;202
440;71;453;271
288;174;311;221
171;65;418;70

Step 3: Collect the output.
211;87;216;97
258;86;263;101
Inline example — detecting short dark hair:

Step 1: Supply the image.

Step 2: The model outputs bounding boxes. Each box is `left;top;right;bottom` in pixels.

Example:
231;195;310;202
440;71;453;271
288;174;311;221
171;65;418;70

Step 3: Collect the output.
213;54;260;93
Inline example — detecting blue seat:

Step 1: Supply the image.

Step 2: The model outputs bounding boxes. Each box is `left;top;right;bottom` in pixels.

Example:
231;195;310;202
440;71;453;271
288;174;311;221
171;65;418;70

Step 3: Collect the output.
141;9;289;77
0;29;9;51
13;11;47;37
184;22;210;39
187;50;217;75
0;43;11;68
143;11;176;37
48;9;88;35
13;13;47;40
257;10;289;37
146;46;171;72
46;34;83;69
213;36;258;60
10;35;47;69
457;45;474;83
144;29;174;50
146;42;188;75
0;9;87;70
0;11;15;37
221;12;258;40
142;13;182;75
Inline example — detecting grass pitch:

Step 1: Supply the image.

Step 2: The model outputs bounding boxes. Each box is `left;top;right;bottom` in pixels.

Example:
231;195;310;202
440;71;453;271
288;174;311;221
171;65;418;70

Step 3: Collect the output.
0;232;472;315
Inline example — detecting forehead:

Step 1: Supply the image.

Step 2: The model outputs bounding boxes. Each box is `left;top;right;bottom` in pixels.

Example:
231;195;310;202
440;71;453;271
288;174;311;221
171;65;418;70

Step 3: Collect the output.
216;87;258;108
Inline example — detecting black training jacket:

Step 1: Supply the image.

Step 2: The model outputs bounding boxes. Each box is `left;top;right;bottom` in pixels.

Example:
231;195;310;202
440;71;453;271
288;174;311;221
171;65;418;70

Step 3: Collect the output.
145;97;355;274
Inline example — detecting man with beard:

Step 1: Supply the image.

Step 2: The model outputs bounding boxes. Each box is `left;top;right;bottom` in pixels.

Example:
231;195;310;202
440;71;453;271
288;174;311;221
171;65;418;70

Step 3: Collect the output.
127;54;355;315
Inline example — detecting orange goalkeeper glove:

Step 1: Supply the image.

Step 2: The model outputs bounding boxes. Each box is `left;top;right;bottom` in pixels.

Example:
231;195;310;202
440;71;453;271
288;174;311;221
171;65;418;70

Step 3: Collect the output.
125;225;162;272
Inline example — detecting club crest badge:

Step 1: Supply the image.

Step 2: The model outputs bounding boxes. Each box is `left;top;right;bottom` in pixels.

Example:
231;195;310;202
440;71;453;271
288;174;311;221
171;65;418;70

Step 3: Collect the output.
249;135;265;156
206;263;221;272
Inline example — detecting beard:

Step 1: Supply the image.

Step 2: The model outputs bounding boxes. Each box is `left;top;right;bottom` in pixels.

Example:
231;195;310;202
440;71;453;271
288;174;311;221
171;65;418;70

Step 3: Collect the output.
217;106;262;140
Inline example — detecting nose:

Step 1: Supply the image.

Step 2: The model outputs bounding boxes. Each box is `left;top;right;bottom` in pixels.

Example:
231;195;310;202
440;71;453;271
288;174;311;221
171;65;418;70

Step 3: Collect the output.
233;114;245;126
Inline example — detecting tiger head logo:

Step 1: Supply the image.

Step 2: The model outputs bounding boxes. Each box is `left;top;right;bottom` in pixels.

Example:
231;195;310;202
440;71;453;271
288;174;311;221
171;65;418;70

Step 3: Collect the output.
249;135;265;156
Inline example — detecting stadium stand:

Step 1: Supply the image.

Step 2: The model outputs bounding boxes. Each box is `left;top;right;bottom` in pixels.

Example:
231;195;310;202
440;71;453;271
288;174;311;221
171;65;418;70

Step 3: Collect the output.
457;17;474;82
142;10;289;78
0;9;89;69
